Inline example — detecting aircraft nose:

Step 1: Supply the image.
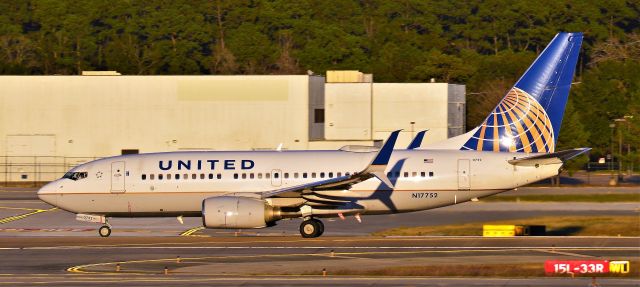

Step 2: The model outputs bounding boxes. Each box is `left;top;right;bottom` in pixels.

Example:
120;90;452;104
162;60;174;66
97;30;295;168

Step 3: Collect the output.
38;181;59;206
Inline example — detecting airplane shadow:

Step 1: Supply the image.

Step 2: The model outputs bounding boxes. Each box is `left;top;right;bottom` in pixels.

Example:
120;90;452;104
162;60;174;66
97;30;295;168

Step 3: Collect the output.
363;158;407;213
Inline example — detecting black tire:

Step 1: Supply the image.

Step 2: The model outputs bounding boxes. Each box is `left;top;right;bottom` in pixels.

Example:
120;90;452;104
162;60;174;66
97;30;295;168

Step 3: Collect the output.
300;220;321;238
98;225;111;237
315;219;325;237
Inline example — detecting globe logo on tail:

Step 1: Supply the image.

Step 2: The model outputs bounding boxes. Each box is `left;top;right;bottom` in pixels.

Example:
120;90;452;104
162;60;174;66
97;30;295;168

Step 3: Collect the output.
462;87;555;153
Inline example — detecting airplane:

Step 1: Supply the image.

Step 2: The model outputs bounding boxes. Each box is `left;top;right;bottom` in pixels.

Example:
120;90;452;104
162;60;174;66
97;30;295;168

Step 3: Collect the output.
38;32;589;238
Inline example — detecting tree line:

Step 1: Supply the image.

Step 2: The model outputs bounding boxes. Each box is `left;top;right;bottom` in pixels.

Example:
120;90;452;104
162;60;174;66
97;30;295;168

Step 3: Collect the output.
0;0;638;168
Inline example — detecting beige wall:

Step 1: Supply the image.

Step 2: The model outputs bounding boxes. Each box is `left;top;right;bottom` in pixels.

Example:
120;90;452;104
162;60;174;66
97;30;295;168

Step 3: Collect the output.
0;75;316;158
373;83;449;147
0;75;462;182
324;82;451;148
325;83;372;140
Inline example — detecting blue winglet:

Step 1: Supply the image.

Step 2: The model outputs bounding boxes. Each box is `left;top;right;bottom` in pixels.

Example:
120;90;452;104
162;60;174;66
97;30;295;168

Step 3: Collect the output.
407;130;428;150
371;130;401;165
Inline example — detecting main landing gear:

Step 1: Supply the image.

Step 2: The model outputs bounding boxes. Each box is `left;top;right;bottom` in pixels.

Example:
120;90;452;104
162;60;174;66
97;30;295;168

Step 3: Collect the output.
98;225;112;237
300;218;324;238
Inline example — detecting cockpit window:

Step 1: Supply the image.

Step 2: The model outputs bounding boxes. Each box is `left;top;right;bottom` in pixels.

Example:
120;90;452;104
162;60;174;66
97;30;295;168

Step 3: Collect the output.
62;172;88;181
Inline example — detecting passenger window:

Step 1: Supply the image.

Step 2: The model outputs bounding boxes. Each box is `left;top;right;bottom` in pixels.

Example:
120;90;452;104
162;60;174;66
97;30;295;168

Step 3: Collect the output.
294;172;299;178
250;173;254;179
167;174;172;180
150;174;155;180
345;172;350;176
312;172;316;178
192;174;196;179
403;172;409;178
328;172;333;178
412;172;417;177
208;173;213;179
258;173;263;179
242;173;247;179
217;174;222;179
429;171;434;177
234;173;238;179
184;174;188;179
337;172;342;177
141;174;146;180
265;173;270;179
274;173;280;179
303;173;308;178
320;172;325;178
200;174;205;179
284;173;289;179
421;172;426;177
158;174;163;180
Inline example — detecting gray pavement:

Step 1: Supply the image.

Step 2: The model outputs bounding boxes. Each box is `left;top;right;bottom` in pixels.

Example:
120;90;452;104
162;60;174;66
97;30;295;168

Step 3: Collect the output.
0;187;638;286
0;199;637;237
0;237;637;286
0;275;637;287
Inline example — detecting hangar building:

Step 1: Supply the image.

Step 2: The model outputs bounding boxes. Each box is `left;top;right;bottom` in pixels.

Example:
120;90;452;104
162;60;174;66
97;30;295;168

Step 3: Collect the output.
0;71;465;183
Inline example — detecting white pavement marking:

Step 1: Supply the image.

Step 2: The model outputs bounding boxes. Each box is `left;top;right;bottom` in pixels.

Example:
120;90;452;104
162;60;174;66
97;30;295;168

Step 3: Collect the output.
0;246;637;251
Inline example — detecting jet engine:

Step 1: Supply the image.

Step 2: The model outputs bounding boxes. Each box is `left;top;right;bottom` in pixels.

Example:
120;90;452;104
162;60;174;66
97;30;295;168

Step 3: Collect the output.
202;196;282;228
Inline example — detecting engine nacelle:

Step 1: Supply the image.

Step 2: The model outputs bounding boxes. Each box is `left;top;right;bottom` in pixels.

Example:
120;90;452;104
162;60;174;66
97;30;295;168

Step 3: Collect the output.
202;196;281;229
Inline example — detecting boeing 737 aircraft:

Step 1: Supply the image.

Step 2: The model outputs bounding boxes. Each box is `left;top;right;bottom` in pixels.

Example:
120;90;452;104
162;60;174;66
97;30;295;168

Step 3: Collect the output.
39;32;588;238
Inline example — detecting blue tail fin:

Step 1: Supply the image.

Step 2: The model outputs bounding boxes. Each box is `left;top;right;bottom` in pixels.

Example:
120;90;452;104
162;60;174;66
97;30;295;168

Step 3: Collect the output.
461;32;583;153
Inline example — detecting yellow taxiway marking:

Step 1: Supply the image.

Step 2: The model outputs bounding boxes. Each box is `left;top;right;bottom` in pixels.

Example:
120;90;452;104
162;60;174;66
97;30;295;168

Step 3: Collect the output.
0;208;57;224
0;206;44;211
69;247;609;274
179;226;204;236
534;249;595;258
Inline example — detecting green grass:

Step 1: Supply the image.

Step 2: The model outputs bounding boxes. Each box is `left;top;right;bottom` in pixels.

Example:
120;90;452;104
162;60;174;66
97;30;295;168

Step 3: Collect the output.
373;216;640;237
303;261;639;277
484;193;640;202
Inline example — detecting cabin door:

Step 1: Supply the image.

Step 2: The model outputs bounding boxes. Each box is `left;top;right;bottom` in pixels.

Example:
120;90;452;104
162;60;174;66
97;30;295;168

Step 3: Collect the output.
270;169;282;187
457;159;470;190
111;161;126;193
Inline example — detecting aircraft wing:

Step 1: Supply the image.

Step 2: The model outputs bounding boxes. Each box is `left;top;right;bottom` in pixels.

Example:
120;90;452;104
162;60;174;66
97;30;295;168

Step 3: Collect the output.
260;130;401;199
508;148;591;166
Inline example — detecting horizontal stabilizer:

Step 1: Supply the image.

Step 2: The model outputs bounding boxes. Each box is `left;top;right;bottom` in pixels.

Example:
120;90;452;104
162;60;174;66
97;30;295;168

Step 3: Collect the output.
508;148;591;166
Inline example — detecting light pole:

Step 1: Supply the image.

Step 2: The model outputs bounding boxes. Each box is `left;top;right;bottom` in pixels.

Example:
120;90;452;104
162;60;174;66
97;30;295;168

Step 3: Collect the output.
609;123;616;185
615;115;634;176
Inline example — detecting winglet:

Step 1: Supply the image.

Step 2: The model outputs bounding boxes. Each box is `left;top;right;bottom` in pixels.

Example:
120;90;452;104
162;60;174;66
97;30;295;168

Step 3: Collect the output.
407;130;428;149
371;130;401;166
366;130;401;188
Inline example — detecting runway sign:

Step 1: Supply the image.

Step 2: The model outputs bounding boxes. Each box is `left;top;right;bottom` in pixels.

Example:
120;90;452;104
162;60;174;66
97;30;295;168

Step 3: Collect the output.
545;260;630;275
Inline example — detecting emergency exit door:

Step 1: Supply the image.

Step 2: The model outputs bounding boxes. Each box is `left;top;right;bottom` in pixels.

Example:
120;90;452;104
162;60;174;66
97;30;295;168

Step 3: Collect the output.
457;159;470;190
111;161;126;193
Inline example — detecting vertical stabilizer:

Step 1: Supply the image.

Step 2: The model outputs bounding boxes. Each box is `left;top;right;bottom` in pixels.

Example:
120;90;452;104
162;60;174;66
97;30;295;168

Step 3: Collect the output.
430;32;582;153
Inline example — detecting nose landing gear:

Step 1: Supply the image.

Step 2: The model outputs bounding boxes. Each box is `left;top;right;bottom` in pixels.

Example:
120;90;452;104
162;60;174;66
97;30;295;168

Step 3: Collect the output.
300;218;324;238
98;225;112;237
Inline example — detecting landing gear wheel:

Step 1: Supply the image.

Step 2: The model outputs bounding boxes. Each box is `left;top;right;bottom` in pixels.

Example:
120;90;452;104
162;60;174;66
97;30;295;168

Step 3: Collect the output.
98;225;111;237
300;219;324;238
316;219;325;237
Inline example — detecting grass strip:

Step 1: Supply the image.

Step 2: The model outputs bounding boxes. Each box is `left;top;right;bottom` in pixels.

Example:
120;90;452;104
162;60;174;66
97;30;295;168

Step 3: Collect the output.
374;216;640;237
303;262;639;277
484;193;640;202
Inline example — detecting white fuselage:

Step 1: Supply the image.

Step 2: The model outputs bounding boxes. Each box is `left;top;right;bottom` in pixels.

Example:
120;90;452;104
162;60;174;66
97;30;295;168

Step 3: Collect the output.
38;149;561;218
